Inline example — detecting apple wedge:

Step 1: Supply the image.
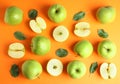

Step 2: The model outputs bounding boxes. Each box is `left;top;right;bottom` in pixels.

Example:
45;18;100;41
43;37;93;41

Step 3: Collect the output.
46;59;63;76
29;16;46;33
74;22;91;37
53;25;69;42
8;42;25;59
100;62;117;79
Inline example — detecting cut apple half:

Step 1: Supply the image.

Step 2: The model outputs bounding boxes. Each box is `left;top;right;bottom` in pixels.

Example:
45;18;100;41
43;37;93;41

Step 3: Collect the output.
46;59;63;76
29;16;46;33
8;42;25;59
100;62;117;79
74;22;91;37
53;25;69;42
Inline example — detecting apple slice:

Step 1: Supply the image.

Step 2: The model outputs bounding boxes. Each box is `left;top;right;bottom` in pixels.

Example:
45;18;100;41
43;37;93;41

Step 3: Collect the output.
29;16;46;33
8;42;25;59
46;59;63;76
74;22;91;37
100;62;117;79
53;25;69;42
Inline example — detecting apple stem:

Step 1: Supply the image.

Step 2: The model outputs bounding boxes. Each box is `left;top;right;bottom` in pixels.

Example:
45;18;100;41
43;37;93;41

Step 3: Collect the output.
55;9;59;13
103;47;110;52
38;76;40;79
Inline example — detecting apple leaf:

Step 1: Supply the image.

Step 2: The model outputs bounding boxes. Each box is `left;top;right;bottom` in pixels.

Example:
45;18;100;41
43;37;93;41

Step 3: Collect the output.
10;64;20;77
89;62;98;73
28;9;38;19
14;31;26;40
73;11;85;21
97;29;109;38
56;48;68;57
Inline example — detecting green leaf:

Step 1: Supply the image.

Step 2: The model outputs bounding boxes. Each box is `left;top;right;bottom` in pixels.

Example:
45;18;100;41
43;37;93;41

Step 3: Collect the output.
89;62;98;73
10;64;20;77
97;29;109;38
28;9;38;19
56;48;68;57
14;31;26;40
73;11;85;21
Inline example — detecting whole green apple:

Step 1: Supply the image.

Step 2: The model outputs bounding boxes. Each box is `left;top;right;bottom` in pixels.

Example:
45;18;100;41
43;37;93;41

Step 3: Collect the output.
22;59;42;80
96;6;116;24
48;4;67;23
97;39;117;59
31;35;51;55
4;6;23;25
67;60;86;79
74;40;93;58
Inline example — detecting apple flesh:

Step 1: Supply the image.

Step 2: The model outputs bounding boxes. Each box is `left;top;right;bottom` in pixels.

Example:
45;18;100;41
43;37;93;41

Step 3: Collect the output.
100;62;117;79
74;40;93;58
48;4;67;23
22;59;43;80
31;35;51;55
96;6;116;24
67;60;86;79
97;39;117;59
4;6;23;25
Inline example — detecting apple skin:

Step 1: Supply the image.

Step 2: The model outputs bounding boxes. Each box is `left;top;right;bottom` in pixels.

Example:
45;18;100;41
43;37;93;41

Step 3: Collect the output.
48;4;67;23
67;60;86;79
74;40;93;58
96;6;116;24
4;6;23;25
97;39;117;59
22;59;43;80
31;35;51;55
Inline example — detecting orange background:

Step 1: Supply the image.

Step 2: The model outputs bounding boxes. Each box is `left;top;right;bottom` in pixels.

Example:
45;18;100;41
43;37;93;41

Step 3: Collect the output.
0;0;120;84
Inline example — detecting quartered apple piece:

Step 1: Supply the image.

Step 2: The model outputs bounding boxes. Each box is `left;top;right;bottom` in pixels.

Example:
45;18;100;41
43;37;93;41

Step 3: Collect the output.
8;42;25;59
74;22;91;37
100;62;117;79
53;25;69;42
29;16;46;33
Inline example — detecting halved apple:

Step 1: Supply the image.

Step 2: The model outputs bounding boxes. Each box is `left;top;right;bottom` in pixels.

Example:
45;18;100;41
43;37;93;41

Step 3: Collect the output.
53;25;69;42
46;59;63;76
100;62;117;79
8;42;25;59
29;16;46;33
74;22;91;37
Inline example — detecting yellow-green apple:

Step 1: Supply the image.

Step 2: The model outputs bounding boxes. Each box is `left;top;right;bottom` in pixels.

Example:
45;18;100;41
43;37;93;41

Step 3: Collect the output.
74;40;93;58
31;35;51;55
22;59;43;80
4;6;23;25
67;60;86;79
96;6;116;24
48;4;67;23
97;39;117;59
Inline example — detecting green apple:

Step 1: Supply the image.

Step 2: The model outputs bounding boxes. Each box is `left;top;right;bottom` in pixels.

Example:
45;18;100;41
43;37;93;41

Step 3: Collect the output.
48;4;67;23
31;35;51;55
22;59;43;80
74;40;93;58
67;60;86;79
96;6;116;24
4;6;23;25
97;39;117;59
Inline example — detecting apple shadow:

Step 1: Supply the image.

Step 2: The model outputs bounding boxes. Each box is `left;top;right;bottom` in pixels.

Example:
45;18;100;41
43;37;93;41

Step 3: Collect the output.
91;6;101;22
63;61;69;75
93;40;100;56
40;4;50;20
0;6;7;23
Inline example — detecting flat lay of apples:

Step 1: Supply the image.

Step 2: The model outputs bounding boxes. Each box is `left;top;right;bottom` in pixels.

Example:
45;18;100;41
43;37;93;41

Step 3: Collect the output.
4;3;117;80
